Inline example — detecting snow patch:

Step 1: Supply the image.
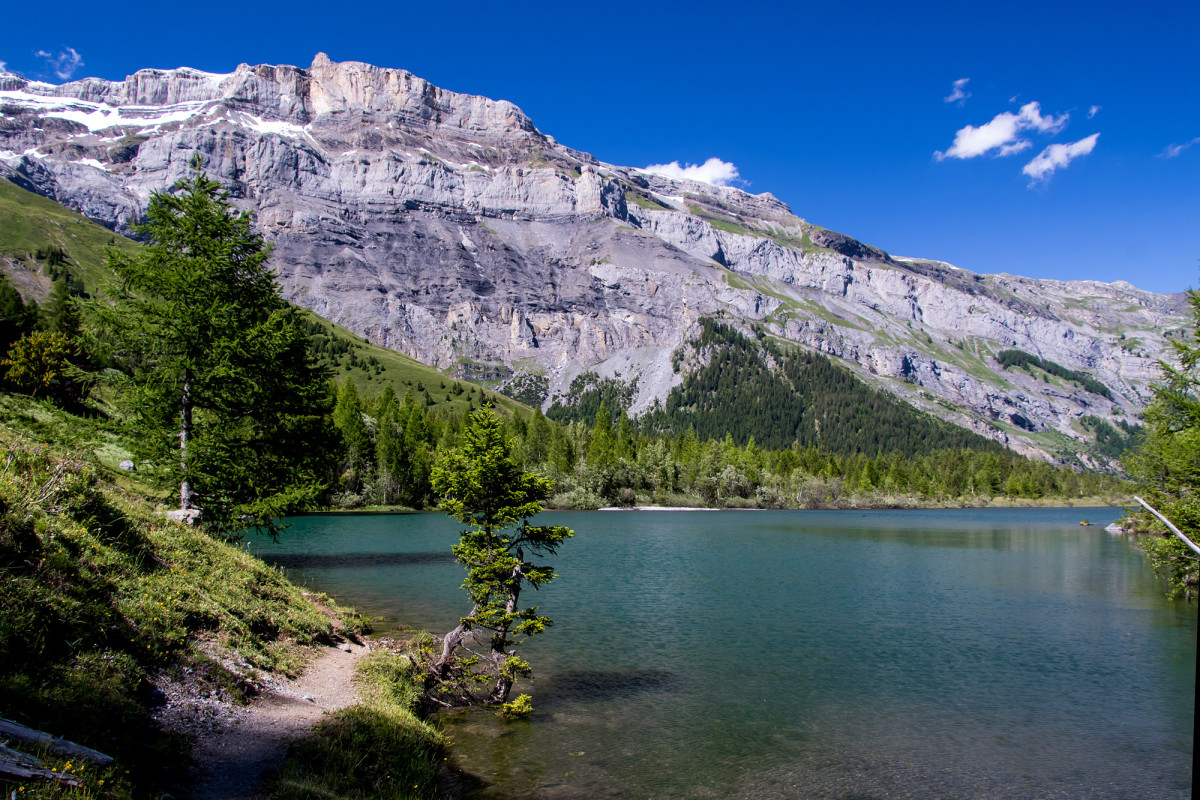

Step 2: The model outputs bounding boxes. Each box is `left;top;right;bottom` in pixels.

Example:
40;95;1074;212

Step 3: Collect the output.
238;113;305;138
71;158;107;170
0;90;210;133
893;256;960;271
175;67;233;80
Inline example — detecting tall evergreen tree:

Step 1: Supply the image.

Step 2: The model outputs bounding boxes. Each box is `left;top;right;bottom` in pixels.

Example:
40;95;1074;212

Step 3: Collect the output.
0;274;36;354
333;379;373;474
98;156;336;535
42;277;81;338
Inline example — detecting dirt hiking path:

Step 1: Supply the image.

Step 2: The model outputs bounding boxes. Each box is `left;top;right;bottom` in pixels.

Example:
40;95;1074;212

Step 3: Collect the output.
191;639;369;800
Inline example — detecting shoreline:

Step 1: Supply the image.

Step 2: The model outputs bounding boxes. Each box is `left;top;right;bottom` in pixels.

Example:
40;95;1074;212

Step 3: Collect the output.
308;496;1135;515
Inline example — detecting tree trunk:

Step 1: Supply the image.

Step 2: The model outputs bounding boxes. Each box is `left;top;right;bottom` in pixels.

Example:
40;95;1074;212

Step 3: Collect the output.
435;622;468;675
180;371;193;512
0;718;114;765
488;566;524;704
434;602;482;676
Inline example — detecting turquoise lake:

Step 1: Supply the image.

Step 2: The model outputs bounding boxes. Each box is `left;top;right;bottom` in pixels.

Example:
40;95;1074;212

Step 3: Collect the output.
253;508;1195;799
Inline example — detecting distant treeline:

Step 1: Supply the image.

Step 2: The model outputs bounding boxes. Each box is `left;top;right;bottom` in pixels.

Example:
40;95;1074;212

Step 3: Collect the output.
330;380;1128;510
996;349;1113;400
323;318;1130;510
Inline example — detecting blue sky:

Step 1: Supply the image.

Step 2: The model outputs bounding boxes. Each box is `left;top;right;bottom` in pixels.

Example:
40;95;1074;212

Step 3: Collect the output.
3;0;1197;294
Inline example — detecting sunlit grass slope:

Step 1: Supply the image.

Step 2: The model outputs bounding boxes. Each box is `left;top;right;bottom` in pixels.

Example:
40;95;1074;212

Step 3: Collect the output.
0;397;369;799
0;177;524;416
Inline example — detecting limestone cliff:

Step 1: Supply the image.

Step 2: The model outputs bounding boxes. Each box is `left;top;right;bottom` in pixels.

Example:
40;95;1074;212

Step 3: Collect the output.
0;55;1186;465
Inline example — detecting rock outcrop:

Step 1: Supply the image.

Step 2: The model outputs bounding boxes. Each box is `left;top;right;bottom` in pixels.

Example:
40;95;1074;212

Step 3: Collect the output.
0;55;1186;464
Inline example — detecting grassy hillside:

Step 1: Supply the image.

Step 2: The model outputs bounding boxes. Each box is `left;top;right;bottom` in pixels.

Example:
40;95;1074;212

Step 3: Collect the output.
0;177;524;417
0;178;140;301
0;394;350;797
0;390;450;799
300;312;525;416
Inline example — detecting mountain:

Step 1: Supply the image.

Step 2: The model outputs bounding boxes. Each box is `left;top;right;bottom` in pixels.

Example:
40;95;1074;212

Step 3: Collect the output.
0;54;1186;467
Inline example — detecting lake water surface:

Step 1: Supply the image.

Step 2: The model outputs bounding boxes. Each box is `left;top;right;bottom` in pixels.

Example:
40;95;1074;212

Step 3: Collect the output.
254;508;1194;799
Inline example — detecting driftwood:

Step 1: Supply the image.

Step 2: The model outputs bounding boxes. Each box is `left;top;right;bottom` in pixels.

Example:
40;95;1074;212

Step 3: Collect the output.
0;718;114;765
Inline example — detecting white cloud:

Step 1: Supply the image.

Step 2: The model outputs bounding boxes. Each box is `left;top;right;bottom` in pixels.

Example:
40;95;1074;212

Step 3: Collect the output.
1022;133;1099;184
1161;137;1200;158
935;101;1069;161
944;78;971;106
1087;105;1101;119
36;47;84;80
641;157;740;187
997;141;1033;157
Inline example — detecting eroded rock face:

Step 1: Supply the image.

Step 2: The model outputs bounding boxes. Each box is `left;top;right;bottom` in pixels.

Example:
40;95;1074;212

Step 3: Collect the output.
0;55;1186;463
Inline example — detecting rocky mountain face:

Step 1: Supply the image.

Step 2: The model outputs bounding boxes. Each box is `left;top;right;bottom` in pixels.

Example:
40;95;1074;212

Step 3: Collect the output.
0;54;1186;466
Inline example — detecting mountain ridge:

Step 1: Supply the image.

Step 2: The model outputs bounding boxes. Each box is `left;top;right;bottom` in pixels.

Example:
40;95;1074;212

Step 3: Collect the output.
0;54;1186;467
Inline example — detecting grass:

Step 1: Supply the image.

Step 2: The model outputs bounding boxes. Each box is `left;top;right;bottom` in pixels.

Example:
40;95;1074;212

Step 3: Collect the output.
721;269;752;291
0;399;370;799
686;203;756;237
265;651;448;800
302;311;525;416
624;190;672;212
675;198;837;259
0;178;140;299
0;175;528;419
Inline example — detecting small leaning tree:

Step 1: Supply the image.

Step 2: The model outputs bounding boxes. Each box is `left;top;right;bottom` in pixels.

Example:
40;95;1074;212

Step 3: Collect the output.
419;407;573;711
97;154;338;537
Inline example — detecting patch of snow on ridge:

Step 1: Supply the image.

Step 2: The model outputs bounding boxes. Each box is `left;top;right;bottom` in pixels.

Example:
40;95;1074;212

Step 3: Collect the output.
71;158;106;170
893;256;961;271
237;113;306;138
175;67;233;80
0;90;211;132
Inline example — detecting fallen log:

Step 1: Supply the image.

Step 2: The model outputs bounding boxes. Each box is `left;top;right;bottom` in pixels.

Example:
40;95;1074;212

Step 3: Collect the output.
0;718;114;766
0;742;41;766
0;756;81;787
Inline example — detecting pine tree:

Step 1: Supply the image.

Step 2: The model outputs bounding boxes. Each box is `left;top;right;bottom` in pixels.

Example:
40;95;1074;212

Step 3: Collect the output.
42;276;81;338
333;380;373;476
402;403;432;508
98;156;336;535
419;408;573;709
0;274;36;354
587;402;617;468
1;331;80;400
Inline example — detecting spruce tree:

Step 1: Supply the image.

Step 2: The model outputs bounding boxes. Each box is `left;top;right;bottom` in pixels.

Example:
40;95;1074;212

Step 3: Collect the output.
99;156;336;536
42;276;81;338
